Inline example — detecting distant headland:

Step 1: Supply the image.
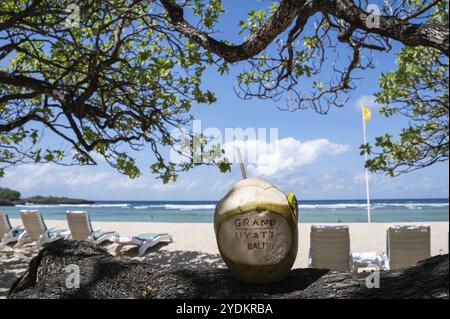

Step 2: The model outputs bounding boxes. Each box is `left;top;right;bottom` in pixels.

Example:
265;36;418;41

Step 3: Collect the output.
0;187;95;206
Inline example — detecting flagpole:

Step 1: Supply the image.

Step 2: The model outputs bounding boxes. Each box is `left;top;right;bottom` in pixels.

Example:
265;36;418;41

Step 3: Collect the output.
362;112;372;224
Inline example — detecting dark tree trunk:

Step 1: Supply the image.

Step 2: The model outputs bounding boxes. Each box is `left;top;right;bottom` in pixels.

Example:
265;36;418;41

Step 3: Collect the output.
8;240;449;299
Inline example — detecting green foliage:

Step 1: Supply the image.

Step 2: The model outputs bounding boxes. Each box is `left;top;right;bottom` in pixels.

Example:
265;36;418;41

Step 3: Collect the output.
0;187;21;201
364;46;448;175
1;0;448;182
22;195;93;204
188;0;224;29
361;1;449;176
239;9;268;37
234;1;449;175
0;0;228;182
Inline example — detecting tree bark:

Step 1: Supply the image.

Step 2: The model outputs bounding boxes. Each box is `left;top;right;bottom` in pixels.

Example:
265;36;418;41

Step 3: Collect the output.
159;0;449;59
328;0;449;55
160;0;311;63
8;240;449;299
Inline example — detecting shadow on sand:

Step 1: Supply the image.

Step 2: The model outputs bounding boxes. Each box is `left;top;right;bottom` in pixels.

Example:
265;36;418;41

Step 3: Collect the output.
0;246;38;298
116;242;227;269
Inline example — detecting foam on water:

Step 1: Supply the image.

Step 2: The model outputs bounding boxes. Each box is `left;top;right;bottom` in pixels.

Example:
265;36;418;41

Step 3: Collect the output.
164;204;216;211
5;199;448;223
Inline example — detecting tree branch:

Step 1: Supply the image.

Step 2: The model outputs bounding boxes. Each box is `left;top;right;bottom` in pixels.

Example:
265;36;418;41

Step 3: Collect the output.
326;0;449;56
0;71;65;102
160;0;449;58
159;0;308;62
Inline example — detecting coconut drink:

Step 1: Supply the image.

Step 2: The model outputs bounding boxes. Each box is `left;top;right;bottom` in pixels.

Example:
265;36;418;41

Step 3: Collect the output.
214;177;298;284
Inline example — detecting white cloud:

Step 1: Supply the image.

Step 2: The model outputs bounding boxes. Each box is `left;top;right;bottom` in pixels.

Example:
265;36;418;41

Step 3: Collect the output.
352;172;446;195
211;178;238;194
222;137;350;179
353;173;372;184
354;95;382;111
0;163;201;199
1;164;109;194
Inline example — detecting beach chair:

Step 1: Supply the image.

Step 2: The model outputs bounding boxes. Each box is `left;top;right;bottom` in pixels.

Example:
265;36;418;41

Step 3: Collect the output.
0;211;25;248
308;225;352;272
18;210;70;246
386;225;431;270
66;211;117;244
115;233;172;256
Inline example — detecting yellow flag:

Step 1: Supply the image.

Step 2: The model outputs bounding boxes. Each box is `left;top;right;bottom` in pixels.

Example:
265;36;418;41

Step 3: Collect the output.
362;104;372;124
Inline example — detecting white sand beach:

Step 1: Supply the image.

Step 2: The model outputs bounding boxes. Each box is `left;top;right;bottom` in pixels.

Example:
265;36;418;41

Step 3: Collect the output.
1;220;448;298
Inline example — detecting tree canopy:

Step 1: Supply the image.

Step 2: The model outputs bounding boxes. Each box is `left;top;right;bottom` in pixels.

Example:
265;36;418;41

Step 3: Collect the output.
0;0;230;182
366;44;448;175
1;0;448;181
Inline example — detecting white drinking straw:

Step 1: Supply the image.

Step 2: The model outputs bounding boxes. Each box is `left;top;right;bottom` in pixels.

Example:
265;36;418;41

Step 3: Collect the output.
236;147;247;179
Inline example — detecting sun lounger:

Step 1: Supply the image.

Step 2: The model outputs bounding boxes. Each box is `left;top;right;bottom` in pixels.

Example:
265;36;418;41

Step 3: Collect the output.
66;211;117;244
18;210;70;246
115;233;172;256
386;225;431;270
351;251;389;272
0;211;25;248
309;225;352;271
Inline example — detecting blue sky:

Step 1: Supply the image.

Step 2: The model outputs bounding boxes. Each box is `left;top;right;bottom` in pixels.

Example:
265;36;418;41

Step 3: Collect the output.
1;1;448;200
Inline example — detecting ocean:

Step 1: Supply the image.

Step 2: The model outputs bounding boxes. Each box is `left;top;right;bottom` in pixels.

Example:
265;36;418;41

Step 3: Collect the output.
1;198;448;223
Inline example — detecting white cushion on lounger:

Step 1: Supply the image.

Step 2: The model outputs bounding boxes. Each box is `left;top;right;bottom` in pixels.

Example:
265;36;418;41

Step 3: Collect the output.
115;233;169;244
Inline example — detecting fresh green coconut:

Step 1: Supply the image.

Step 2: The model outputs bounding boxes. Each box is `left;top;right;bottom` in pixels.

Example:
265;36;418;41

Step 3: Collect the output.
214;177;298;284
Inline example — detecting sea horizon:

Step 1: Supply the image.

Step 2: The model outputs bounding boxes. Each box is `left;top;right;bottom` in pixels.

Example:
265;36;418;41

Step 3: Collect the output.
2;198;448;223
8;197;450;204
